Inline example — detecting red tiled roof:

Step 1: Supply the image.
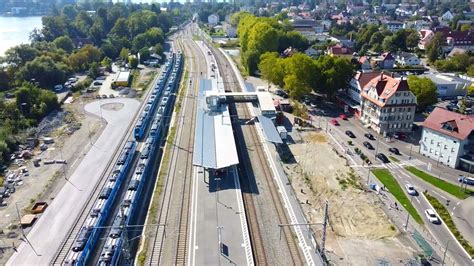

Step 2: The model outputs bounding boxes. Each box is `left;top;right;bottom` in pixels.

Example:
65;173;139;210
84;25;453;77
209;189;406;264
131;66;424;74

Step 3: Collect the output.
355;71;382;88
360;72;411;107
423;107;474;140
328;44;353;55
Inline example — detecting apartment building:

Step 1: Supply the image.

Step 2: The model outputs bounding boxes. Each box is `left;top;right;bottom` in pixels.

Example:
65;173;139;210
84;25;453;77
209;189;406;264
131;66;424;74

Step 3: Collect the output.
360;72;417;135
420;107;474;172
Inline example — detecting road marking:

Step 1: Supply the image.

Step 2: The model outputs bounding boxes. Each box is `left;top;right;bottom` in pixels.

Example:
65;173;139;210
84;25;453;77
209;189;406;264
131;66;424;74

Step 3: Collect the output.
415;197;420;204
431;190;447;200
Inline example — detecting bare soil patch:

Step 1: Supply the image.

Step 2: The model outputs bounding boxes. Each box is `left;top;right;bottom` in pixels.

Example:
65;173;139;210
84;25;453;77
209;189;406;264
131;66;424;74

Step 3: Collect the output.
283;130;418;263
101;102;124;111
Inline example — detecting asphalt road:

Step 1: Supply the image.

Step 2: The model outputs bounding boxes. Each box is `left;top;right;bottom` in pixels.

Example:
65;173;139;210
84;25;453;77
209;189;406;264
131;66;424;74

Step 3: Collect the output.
7;98;140;265
305;101;473;265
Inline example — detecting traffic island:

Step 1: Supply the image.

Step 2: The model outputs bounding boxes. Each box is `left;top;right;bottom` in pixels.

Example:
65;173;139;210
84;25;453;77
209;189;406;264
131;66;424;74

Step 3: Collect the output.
423;192;474;257
405;167;473;200
371;168;423;224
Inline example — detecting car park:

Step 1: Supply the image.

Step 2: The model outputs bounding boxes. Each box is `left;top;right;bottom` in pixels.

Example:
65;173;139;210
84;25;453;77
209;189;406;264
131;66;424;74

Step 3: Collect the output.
425;209;440;224
345;130;355;138
364;133;375;140
376;153;389;163
405;184;417;195
363;141;373;149
330;119;339;126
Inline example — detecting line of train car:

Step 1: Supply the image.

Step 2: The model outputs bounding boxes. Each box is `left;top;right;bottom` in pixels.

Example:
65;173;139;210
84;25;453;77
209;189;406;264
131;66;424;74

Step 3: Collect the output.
64;140;136;265
63;52;181;266
98;51;183;266
134;54;176;140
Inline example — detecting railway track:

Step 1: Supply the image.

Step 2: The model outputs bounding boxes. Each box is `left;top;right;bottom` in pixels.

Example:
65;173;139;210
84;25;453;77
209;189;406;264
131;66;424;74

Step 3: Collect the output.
208;42;304;265
146;35;200;265
51;76;158;265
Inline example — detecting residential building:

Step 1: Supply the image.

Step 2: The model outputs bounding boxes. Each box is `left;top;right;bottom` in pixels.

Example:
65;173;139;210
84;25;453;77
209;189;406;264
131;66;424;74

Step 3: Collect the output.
358;56;371;71
327;44;353;56
373;52;395;69
419;73;471;99
223;23;236;38
360;72;416;134
441;10;454;22
343;71;382;117
420;107;474;172
395;52;420;66
418;29;434;50
386;21;405;32
430;26;474;51
208;14;219;25
447;47;467;58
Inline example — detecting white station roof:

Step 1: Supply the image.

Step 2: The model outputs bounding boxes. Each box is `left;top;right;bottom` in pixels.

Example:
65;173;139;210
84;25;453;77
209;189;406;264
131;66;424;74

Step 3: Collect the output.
193;79;239;169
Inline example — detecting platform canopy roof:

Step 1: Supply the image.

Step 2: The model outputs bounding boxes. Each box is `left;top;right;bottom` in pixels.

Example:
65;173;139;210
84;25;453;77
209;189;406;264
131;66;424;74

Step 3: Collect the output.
257;115;283;144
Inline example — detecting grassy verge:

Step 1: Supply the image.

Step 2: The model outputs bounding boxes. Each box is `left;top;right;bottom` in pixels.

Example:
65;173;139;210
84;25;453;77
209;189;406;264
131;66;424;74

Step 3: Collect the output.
174;69;189;114
424;192;474;257
372;169;423;224
130;69;140;88
405;166;473;199
389;156;400;163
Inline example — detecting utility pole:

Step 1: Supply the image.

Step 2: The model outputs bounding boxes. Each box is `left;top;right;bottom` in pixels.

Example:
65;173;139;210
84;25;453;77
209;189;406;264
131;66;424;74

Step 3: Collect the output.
321;200;329;257
374;136;380;159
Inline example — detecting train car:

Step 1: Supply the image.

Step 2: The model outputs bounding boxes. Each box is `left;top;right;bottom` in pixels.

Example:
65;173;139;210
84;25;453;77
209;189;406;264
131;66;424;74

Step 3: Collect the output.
67;141;136;266
98;237;122;266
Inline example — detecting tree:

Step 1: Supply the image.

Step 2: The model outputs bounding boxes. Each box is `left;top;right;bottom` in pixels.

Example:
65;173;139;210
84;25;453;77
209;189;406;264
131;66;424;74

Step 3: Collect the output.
101;57;112;72
139;47;150;63
2;44;39;67
406;31;420;49
314;56;354;97
258;52;284;87
88;62;100;79
111;18;129;38
128;56;138;69
17;55;69;88
120;48;130;62
407;76;438;110
467;65;474;77
15;84;59;119
53;36;74;53
154;43;163;57
460;24;472;32
426;33;443;62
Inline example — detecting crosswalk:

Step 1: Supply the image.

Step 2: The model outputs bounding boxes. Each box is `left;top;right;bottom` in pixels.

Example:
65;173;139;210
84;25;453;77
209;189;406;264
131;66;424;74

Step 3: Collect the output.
350;158;427;170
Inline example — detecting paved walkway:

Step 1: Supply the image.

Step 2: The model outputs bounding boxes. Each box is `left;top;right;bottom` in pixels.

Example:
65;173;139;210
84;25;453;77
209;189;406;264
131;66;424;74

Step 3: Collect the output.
7;98;139;265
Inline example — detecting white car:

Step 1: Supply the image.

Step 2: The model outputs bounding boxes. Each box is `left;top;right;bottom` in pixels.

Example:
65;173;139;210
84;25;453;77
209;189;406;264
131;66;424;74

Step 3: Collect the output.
405;184;417;196
425;209;440;224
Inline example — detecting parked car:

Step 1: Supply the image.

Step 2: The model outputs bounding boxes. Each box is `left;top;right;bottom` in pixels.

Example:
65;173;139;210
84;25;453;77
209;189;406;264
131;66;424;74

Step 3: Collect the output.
364;133;375;140
275;89;288;98
363;141;373;149
330;119;339;126
425;209;440;224
101;94;108;99
345;130;355;138
458;176;474;186
405;183;417;195
310;101;317;108
93;81;103;86
96;76;106;80
109;94;115;98
339;114;347;120
389;147;400;154
376;153;389;163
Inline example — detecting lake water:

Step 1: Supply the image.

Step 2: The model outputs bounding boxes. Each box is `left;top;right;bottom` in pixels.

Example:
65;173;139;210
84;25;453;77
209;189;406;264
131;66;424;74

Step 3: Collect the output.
0;16;43;56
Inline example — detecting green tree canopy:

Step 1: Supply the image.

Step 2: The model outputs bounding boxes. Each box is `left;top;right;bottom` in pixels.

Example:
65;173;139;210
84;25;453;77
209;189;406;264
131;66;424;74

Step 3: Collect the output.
407;76;438;110
53;36;74;54
426;33;443;62
17;55;69;88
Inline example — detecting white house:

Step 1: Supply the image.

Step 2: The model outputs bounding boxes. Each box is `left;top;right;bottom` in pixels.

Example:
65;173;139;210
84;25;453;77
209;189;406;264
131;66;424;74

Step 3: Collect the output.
441;10;454;22
223;23;237;38
395;52;420;66
386;21;405;32
208;14;220;25
420;107;474;171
